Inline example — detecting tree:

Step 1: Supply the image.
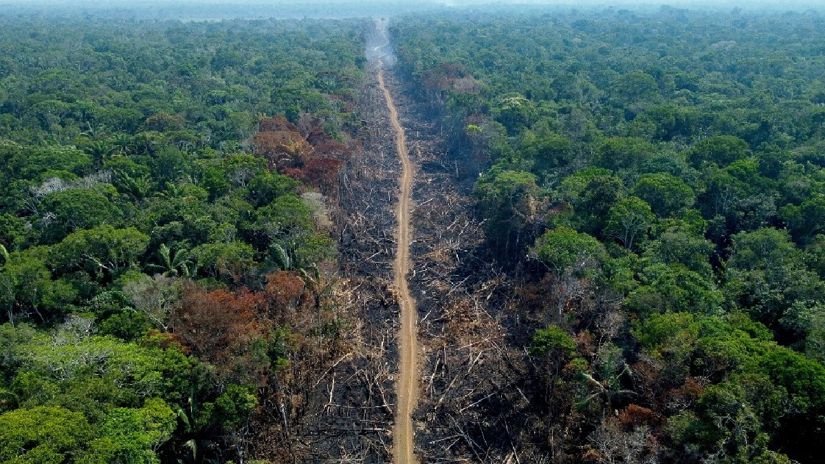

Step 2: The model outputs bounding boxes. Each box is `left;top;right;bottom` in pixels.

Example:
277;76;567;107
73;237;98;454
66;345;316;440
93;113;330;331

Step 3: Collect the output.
586;417;657;464
253;195;332;270
725;228;825;336
0;16;362;463
253;120;312;170
610;71;660;108
625;263;723;315
697;162;777;235
644;225;714;275
605;196;655;251
579;176;625;234
781;302;825;363
38;187;121;243
245;172;299;208
530;325;577;358
50;225;149;279
780;193;825;245
81;399;177;464
8;326;193;410
79;139;115;169
0;143;91;182
190;241;256;283
632;173;695;217
533;226;606;275
529;325;585;412
213;384;258;430
150;147;188;185
642;104;702;141
263;270;306;317
0;213;32;251
171;284;268;383
596;137;655;172
520;130;575;174
688;135;750;168
121;274;181;332
678;381;780;463
0;249;76;323
107;156;153;201
493;93;535;134
222;154;267;189
559;170;624;236
475;169;540;257
636;311;825;461
147;243;193;277
391;11;825;462
0;406;92;463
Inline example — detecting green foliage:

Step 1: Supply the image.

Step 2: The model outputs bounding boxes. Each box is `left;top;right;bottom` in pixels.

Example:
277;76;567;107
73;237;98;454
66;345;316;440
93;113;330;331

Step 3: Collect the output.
0;340;181;463
475;169;540;255
50;225;149;279
81;399;176;464
643;222;714;275
0;142;91;183
529;325;576;357
533;226;605;274
395;9;825;462
780;193;825;244
725;228;825;334
636;312;825;461
39;187;122;243
559;170;624;235
214;384;258;429
0;406;92;463
252;195;333;270
191;241;256;281
246;171;299;208
626;263;723;315
0;214;31;251
633;173;695;217
493;94;536;134
520;131;574;174
596;137;655;172
5;326;192;413
604;196;655;251
0;15;357;462
641;104;703;141
0;249;77;322
610;71;660;108
688;135;750;168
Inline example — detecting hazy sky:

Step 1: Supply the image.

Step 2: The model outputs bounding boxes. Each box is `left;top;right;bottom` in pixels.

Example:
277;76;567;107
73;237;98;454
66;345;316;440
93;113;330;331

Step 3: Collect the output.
0;0;820;11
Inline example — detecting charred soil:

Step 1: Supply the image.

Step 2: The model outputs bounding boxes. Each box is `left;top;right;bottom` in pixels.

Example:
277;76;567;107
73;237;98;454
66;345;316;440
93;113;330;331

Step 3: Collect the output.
248;65;404;464
385;69;555;463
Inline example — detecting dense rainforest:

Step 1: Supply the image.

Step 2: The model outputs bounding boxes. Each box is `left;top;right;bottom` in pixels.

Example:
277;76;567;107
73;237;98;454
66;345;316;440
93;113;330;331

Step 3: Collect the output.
393;7;825;464
0;16;365;462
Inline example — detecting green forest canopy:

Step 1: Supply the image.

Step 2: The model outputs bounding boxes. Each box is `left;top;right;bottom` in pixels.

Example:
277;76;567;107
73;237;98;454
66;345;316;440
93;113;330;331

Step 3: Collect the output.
0;16;363;462
394;8;825;463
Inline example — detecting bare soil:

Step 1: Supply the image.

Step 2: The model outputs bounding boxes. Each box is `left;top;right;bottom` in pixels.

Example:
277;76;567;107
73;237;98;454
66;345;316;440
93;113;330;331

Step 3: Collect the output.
378;67;420;464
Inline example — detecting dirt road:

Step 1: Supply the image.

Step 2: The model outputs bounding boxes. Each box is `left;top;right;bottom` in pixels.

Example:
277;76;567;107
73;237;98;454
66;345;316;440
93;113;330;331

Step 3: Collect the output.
378;67;419;464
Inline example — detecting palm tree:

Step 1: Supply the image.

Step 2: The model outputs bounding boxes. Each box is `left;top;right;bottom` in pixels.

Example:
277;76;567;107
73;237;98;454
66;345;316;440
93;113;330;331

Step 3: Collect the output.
115;170;153;201
84;140;114;168
148;244;193;277
110;133;134;155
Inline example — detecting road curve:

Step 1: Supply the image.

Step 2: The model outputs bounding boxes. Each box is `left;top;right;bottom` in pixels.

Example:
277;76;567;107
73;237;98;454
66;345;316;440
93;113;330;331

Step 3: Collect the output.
378;67;419;464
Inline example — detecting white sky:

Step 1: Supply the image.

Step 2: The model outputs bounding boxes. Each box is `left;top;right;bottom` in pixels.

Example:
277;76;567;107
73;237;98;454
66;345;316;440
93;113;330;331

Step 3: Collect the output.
0;0;820;10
